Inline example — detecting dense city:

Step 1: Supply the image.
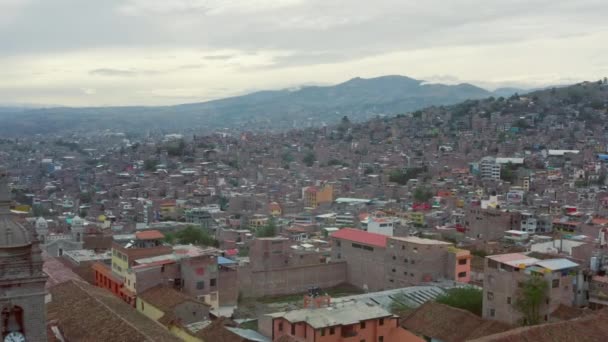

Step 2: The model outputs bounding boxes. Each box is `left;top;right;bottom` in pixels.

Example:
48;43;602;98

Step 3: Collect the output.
1;79;608;341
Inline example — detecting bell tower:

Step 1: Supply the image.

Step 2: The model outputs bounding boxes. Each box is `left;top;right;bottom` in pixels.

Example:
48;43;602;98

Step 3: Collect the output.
0;167;48;342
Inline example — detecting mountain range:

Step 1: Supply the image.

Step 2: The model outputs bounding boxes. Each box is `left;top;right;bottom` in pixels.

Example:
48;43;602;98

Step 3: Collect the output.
0;75;530;136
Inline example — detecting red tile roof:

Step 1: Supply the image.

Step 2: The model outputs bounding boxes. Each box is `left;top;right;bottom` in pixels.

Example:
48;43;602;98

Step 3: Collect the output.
136;230;165;240
331;228;387;248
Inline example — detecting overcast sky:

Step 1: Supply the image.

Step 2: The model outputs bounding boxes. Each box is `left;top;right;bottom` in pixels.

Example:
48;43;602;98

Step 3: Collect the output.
1;0;607;106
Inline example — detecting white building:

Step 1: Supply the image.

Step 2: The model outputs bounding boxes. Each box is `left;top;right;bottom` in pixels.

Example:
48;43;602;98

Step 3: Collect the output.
480;157;501;181
362;212;398;236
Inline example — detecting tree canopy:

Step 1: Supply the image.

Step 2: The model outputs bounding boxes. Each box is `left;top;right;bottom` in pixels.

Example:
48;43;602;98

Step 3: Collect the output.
256;217;277;238
515;276;549;326
165;226;219;247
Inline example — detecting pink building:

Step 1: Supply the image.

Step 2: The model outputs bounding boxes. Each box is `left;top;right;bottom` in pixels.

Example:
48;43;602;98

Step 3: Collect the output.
262;297;422;342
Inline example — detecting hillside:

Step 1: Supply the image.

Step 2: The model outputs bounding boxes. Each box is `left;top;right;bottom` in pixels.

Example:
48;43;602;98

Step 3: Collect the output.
0;75;511;136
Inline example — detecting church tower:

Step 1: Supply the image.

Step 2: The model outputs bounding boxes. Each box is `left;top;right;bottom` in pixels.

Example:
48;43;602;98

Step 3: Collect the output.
71;215;84;243
35;217;48;244
0;167;48;342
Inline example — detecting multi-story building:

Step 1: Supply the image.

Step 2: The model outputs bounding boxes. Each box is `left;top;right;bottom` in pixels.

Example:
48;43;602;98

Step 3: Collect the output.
331;228;388;291
385;236;471;288
303;184;333;208
185;208;214;229
588;275;608;310
263;295;422;342
464;207;516;241
482;253;580;325
479;157;501;181
331;229;471;291
94;231;238;309
94;230;173;305
362;211;398;236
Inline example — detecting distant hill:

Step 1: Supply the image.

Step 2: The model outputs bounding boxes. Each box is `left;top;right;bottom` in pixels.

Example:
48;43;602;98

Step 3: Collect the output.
0;75;529;136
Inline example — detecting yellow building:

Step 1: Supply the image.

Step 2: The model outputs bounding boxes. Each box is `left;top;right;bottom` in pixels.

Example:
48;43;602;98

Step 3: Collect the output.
302;184;333;208
409;212;425;226
248;214;269;228
269;202;282;216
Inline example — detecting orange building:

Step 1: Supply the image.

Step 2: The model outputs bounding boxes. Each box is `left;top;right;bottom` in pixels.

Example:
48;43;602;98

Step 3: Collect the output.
264;296;422;342
92;230;172;306
302;184;333;208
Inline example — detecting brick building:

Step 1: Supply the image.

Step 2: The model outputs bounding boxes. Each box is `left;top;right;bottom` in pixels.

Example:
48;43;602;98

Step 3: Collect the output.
262;297;422;342
331;229;471;291
482;253;580;325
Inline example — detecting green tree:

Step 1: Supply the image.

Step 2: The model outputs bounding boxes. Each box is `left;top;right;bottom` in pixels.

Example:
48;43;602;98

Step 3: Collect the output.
143;159;158;171
413;186;434;203
172;226;219;247
388;167;425;185
435;287;483;316
515;276;549;326
302;151;316;167
500;162;517;183
256;218;277;238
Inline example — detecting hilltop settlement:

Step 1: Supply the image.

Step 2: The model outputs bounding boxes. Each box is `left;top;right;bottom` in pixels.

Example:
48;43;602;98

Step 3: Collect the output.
2;79;608;341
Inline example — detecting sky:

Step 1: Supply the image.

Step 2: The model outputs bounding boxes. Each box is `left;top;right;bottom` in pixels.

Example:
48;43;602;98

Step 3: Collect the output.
1;0;607;107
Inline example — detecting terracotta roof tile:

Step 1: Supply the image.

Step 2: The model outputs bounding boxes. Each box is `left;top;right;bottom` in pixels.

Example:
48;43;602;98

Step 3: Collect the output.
401;302;511;342
469;309;608;342
331;228;387;248
139;285;207;313
136;230;165;240
47;280;180;342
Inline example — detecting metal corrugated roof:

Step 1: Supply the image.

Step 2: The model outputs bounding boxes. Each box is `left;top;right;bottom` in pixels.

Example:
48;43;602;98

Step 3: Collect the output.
535;258;579;271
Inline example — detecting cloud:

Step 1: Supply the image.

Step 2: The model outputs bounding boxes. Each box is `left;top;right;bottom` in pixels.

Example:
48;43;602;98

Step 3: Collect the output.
89;68;162;77
202;55;233;61
0;0;607;105
90;68;138;77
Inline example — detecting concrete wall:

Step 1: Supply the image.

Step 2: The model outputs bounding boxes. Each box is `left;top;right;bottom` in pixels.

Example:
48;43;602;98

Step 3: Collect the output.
385;239;451;288
331;238;386;291
482;258;577;325
238;262;347;298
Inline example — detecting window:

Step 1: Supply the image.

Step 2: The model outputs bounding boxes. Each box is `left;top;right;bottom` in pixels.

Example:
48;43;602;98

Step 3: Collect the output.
391;268;396;273
552;279;560;288
278;322;283;332
330;327;335;335
361;321;366;329
459;258;467;265
401;245;405;250
210;278;217;287
161;265;165;273
458;272;467;278
507;297;511;304
389;279;394;283
141;301;144;310
379;318;384;326
411;260;415;264
379;337;384;342
489;309;495;317
337;253;341;259
392;255;396;260
196;281;205;290
291;324;295;335
487;292;494;300
320;328;325;336
413;247;418;253
404;258;408;263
